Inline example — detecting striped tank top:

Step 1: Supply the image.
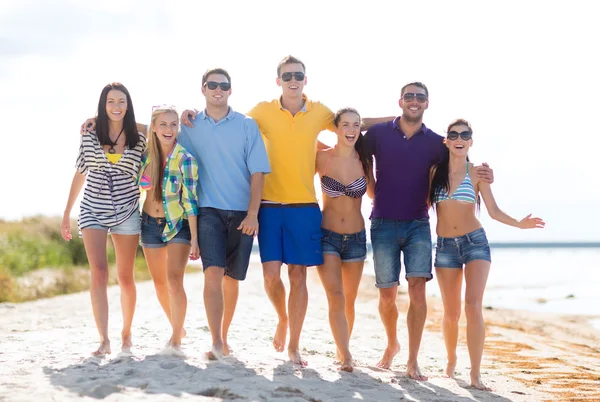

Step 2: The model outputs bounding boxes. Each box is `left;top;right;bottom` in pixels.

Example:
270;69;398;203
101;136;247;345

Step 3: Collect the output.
320;150;367;199
433;162;477;204
75;132;146;229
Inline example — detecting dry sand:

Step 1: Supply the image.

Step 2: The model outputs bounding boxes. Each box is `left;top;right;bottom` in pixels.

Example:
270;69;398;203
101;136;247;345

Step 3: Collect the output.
1;262;599;402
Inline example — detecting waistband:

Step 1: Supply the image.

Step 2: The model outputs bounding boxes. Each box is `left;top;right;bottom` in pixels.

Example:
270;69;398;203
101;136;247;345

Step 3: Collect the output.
142;210;167;224
437;227;486;242
321;228;366;241
260;202;319;209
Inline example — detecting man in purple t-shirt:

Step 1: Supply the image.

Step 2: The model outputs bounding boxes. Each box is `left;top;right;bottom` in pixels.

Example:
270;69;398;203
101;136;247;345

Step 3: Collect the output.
364;82;492;380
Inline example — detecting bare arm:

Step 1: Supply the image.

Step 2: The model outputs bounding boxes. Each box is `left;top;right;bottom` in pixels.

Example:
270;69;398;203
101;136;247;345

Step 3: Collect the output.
238;172;265;236
61;171;86;240
362;116;395;131
478;180;545;229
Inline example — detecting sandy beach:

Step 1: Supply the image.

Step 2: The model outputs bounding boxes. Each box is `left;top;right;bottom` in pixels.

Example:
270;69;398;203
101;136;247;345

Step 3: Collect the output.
1;262;599;402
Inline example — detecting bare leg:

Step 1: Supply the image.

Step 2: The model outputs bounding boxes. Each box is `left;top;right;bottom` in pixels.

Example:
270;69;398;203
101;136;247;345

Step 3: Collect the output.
203;266;225;359
406;277;428;380
222;275;239;356
142;247;171;324
341;261;364;339
318;255;352;371
82;229;111;356
262;261;287;352
435;267;463;377
376;286;400;369
112;234;138;351
165;243;190;350
287;264;308;366
464;260;491;391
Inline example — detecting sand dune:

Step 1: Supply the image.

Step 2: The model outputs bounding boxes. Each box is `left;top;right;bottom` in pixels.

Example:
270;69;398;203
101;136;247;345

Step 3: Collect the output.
1;263;598;401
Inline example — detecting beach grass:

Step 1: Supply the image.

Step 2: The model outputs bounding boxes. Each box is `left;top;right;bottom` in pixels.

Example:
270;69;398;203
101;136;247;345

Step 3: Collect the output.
0;215;180;303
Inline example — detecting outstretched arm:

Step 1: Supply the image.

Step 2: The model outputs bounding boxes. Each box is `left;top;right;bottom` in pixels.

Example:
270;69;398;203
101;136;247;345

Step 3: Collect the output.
479;181;545;229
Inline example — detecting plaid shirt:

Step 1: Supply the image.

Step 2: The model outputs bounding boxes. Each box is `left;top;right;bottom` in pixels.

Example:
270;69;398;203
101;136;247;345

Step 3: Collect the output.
139;142;199;241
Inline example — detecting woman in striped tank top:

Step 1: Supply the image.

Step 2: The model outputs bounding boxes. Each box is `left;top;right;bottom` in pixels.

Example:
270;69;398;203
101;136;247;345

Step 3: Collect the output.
61;83;146;357
315;108;373;372
428;119;545;390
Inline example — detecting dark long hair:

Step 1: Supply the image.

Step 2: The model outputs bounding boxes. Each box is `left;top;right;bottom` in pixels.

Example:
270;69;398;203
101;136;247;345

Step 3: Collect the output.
428;118;479;211
333;107;373;179
95;82;139;149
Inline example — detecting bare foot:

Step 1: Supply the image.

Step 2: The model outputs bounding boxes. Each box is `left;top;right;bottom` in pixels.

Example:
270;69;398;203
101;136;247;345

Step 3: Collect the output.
339;353;354;372
288;348;308;367
205;344;224;361
471;375;492;391
406;361;428;381
223;343;233;357
444;359;457;378
92;340;111;357
376;342;400;369
121;333;133;351
273;319;287;352
160;345;186;358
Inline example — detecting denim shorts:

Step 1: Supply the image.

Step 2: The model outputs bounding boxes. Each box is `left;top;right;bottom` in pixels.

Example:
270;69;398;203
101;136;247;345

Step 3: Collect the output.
371;217;433;288
140;211;191;248
84;210;141;235
197;207;254;281
257;203;323;267
434;227;491;268
321;228;367;263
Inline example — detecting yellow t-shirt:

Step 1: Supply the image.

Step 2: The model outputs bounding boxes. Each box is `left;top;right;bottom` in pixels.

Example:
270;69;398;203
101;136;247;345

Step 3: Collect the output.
248;95;334;203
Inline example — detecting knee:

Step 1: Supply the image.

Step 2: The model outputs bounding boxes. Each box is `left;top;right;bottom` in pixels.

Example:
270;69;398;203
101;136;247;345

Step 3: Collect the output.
444;309;461;324
326;289;346;311
379;288;397;307
464;298;483;317
288;268;307;289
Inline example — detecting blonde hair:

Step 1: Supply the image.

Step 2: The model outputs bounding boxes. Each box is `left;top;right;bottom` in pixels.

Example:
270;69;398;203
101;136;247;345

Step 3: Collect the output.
147;105;179;202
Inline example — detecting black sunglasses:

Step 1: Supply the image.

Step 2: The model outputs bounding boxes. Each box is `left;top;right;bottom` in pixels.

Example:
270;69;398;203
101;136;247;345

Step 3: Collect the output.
280;72;305;82
402;93;428;103
204;81;231;91
447;130;472;141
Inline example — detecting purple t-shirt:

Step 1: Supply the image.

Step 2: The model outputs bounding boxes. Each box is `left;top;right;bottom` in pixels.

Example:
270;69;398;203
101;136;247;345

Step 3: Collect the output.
365;117;445;221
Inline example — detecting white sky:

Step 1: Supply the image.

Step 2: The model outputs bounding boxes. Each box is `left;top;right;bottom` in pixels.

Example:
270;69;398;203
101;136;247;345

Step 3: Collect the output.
1;0;598;241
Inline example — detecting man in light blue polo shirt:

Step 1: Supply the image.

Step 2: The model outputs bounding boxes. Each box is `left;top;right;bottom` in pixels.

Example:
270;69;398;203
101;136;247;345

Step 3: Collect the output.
178;68;270;359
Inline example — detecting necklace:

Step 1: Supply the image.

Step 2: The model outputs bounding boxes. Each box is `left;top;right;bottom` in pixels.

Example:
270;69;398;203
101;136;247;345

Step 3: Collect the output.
107;128;124;154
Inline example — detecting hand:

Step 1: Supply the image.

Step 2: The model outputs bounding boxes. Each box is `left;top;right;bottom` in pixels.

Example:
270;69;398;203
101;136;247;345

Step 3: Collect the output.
189;238;200;260
517;214;546;229
474;162;494;184
61;214;72;241
80;117;96;135
181;109;198;128
237;213;258;237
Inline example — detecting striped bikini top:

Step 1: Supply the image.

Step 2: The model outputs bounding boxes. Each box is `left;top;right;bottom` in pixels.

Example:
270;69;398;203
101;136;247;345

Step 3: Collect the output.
320;150;367;199
433;163;477;204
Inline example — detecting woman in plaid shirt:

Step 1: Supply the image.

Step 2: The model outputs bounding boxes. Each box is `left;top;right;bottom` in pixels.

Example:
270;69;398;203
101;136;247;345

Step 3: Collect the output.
138;105;199;356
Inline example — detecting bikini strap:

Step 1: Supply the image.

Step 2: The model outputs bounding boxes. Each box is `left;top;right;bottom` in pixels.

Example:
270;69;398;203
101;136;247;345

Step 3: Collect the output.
323;149;334;175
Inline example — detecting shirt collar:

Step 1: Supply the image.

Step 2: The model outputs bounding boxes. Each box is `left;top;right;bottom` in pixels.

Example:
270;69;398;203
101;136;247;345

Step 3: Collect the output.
277;94;309;112
393;116;427;136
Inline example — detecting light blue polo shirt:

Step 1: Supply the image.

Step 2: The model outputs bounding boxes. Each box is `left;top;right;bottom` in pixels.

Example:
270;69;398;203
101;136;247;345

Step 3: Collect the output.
178;108;270;211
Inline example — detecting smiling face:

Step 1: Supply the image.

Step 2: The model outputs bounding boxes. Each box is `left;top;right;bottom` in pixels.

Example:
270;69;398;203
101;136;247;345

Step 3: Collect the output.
445;123;473;157
335;112;361;147
105;89;127;122
202;73;231;108
399;84;428;123
151;111;179;148
277;62;306;98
